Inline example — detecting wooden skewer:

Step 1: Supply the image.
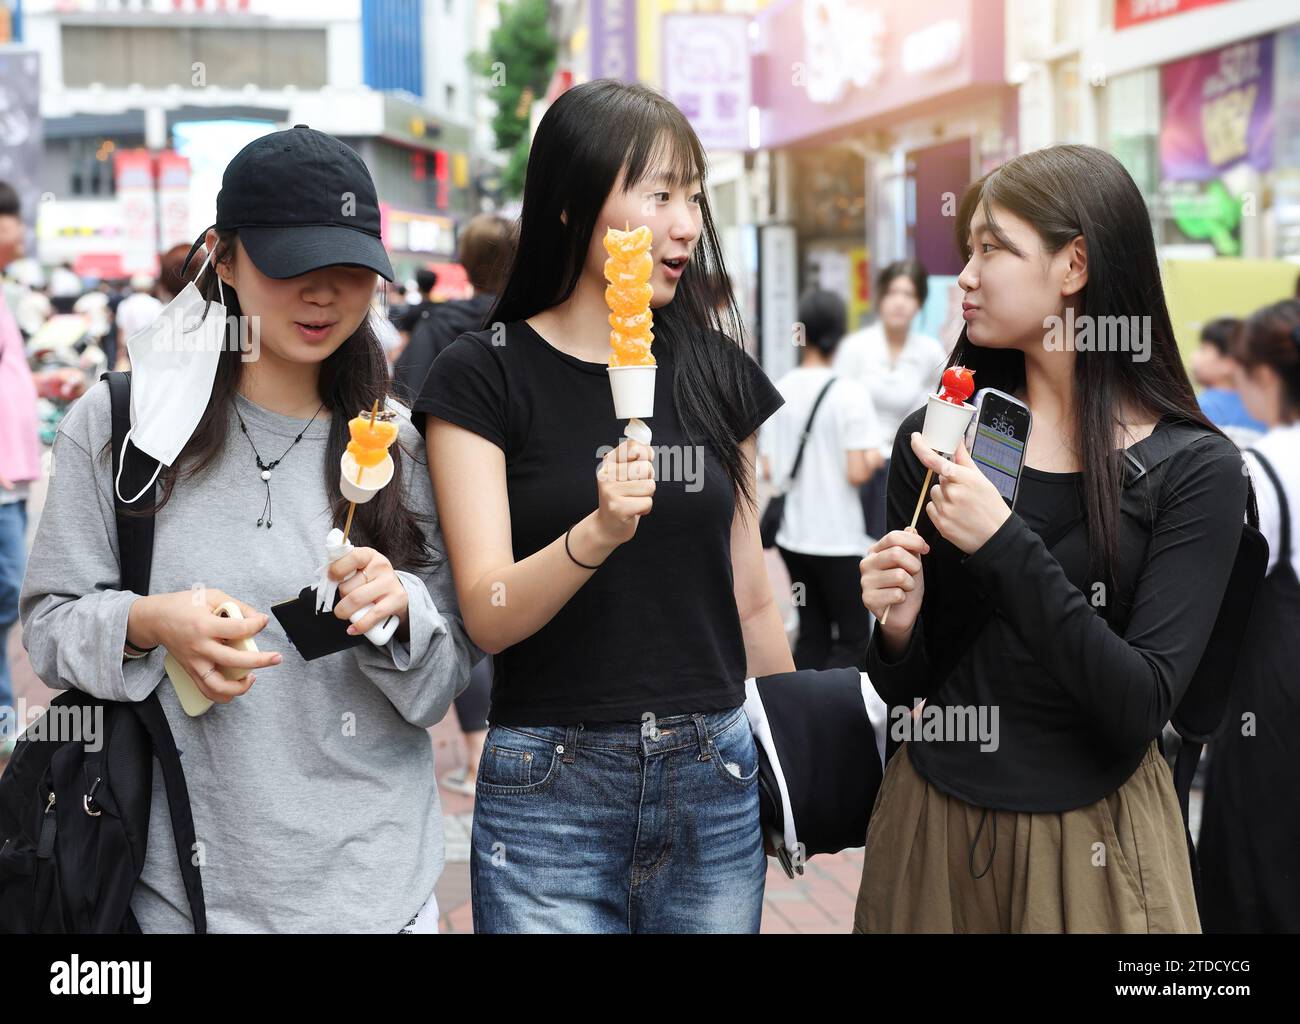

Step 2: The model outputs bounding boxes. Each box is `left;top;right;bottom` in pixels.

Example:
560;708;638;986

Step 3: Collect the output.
879;467;934;627
341;500;357;544
341;399;382;545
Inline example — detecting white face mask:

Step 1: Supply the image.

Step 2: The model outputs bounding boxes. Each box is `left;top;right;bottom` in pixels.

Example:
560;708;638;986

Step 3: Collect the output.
115;249;229;504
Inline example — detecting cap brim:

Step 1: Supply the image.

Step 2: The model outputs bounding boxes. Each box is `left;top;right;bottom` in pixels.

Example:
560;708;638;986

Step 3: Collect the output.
238;224;395;282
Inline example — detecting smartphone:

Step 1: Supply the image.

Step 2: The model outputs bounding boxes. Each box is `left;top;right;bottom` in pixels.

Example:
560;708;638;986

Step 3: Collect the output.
964;388;1032;509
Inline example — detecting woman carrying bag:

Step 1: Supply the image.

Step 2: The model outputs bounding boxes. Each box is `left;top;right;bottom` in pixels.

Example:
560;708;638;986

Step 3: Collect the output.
856;145;1247;933
20;126;475;932
760;289;879;670
1198;299;1300;933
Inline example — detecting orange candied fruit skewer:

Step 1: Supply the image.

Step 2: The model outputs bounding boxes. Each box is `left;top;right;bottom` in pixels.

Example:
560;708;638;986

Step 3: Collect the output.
346;411;399;468
603;225;656;368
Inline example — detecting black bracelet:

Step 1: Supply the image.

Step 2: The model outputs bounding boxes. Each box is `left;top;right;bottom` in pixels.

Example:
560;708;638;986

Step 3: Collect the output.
564;525;604;570
123;638;157;656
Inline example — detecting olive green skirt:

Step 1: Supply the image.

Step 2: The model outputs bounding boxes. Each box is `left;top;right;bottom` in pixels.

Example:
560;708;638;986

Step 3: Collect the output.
854;741;1200;933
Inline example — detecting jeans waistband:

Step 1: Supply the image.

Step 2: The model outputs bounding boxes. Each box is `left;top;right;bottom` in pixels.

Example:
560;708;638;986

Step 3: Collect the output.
494;706;746;756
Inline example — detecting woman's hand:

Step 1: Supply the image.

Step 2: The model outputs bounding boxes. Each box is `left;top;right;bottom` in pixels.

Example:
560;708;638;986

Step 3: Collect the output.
127;589;280;703
860;528;929;632
592;439;655;547
330;546;410;636
909;433;1011;555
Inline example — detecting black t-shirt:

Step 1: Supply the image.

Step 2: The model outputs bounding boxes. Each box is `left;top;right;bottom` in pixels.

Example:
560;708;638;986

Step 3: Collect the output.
866;406;1247;813
413;319;784;726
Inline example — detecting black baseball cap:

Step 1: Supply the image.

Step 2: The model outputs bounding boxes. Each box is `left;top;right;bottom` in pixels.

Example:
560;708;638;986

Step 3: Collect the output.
184;124;394;282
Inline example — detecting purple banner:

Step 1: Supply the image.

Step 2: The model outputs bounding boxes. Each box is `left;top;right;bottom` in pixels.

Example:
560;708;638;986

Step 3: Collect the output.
1161;35;1274;182
590;0;637;82
661;14;750;151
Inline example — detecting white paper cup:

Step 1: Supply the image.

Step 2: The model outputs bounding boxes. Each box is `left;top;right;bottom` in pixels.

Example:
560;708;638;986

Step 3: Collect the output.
921;394;976;455
607;364;656;420
340;451;394;504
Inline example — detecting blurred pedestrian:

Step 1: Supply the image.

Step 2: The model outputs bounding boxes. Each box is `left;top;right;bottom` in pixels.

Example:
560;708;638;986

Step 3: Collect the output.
395;268;439;335
48;261;82;313
0;181;40;758
402;215;513;795
396;214;512;406
1192;316;1264;445
834;260;946;540
371;280;405;369
113;273;164;371
157;243;195;304
760;288;879;670
1198;298;1300;933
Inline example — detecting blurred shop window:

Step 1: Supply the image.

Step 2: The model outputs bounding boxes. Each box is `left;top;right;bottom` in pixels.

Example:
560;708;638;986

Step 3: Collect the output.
1052;60;1082;142
61;26;327;89
1052;0;1085;46
69;138;119;198
1105;68;1161;202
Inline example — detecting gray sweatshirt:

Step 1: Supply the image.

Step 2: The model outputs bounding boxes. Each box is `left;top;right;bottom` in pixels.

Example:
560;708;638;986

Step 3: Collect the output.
19;380;475;932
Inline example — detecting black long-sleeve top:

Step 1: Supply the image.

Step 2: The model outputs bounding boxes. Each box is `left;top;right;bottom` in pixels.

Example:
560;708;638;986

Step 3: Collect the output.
865;406;1248;812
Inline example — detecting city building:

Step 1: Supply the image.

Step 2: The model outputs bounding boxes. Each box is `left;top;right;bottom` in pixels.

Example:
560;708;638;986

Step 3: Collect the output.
21;0;486;286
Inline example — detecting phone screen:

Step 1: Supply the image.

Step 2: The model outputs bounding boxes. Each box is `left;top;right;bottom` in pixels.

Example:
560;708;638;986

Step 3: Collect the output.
970;394;1031;505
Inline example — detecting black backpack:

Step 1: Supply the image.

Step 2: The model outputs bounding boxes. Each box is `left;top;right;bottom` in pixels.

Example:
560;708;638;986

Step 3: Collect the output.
0;370;206;933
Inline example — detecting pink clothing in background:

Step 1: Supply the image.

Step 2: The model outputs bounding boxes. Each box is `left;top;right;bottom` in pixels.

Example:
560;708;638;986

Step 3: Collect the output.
0;292;41;485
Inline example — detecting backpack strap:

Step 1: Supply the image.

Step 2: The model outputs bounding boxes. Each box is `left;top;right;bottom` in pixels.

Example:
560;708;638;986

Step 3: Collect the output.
104;370;207;935
785;377;837;488
132;698;207;934
106;370;156;596
1246;448;1292;566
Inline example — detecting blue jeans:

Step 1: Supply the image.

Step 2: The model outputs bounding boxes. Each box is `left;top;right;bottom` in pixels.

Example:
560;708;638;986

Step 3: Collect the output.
0;500;28;739
470;706;766;933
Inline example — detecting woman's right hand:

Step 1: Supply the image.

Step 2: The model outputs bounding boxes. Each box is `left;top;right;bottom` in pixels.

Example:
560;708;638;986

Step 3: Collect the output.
593;439;655;547
127;589;281;703
860;528;930;633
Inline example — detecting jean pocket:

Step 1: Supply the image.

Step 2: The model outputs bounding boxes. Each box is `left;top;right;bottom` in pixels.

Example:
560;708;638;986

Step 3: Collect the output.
708;710;761;790
476;727;562;795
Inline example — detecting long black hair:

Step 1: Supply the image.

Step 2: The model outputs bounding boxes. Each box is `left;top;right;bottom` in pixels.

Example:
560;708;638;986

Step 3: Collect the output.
113;229;436;573
950;144;1224;587
486;78;761;508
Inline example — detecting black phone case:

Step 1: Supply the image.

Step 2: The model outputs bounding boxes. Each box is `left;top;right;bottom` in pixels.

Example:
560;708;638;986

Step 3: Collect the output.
271;586;368;661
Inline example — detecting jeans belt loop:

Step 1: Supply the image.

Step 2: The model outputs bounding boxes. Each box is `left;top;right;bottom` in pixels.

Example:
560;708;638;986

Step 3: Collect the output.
692;713;711;762
561;724;579;764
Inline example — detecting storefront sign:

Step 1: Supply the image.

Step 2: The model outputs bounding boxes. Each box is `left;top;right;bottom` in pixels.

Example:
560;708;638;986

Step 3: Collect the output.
753;0;1003;149
661;14;750;152
114;149;158;276
156;151;192;252
1114;0;1232;31
590;0;637;82
1160;35;1273;181
379;203;456;257
760;224;798;383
